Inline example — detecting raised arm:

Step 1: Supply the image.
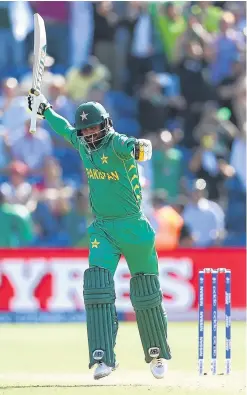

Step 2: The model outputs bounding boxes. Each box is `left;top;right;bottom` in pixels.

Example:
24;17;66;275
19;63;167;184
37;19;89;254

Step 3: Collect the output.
27;91;79;149
44;108;78;148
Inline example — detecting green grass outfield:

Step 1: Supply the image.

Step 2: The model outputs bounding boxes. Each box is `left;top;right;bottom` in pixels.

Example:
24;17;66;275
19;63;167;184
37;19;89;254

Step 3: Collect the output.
0;321;245;395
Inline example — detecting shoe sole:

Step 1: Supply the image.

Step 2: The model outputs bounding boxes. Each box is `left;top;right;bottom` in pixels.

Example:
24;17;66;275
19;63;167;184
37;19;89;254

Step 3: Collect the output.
151;373;165;379
94;364;119;380
94;370;112;380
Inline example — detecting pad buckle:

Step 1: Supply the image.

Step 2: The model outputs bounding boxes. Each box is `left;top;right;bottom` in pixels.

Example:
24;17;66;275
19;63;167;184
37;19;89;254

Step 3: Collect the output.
148;347;160;358
93;349;104;361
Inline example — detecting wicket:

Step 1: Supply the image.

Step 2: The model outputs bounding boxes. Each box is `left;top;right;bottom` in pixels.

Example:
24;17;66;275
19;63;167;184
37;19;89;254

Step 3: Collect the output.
198;268;231;376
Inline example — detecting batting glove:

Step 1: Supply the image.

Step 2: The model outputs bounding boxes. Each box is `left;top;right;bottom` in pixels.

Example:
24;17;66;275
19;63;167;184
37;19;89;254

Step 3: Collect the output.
134;139;152;161
27;88;52;119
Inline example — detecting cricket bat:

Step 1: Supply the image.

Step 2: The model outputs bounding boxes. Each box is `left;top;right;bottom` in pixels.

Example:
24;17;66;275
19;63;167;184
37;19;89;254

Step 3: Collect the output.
29;13;47;134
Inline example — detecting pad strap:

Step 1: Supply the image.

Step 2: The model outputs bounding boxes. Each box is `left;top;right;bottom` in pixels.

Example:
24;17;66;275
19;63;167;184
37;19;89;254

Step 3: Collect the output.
130;274;171;363
83;266;118;368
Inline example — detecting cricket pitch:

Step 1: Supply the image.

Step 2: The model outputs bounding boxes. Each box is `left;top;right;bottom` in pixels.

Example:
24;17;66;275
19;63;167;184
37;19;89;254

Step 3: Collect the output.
0;322;245;395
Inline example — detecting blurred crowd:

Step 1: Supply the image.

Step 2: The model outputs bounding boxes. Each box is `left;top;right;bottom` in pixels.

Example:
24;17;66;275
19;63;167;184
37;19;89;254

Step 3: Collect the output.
0;1;246;248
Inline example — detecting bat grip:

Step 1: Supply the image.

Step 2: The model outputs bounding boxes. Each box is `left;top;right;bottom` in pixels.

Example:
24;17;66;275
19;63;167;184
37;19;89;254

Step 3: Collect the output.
29;96;39;134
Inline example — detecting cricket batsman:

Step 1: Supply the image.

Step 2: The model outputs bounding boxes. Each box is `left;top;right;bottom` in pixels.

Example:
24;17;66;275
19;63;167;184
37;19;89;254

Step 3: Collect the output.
28;91;172;380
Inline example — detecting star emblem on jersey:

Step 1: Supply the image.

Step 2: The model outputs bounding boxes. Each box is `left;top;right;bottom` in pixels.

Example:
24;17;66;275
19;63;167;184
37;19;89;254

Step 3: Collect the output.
80;111;88;121
101;154;108;164
91;238;100;248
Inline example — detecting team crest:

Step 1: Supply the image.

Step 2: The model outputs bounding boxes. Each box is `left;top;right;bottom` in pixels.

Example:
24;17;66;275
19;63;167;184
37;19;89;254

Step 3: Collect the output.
80;111;88;121
101;154;108;164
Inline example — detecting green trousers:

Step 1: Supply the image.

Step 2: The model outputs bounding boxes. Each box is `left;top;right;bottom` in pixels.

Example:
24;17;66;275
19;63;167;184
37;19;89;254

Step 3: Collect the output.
88;213;158;276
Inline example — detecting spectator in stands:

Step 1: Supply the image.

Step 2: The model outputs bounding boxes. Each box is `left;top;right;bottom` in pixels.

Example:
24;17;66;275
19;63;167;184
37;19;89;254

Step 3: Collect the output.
112;2;135;90
65;56;110;104
176;40;217;148
125;2;154;93
147;2;168;73
0;190;34;247
32;172;73;247
33;186;87;247
34;157;77;201
152;130;183;201
43;75;75;148
183;179;225;247
152;189;193;249
0;2;15;78
42;78;83;185
0;161;33;207
152;2;187;67
9;117;53;177
30;1;69;70
93;1;118;88
0;78;28;141
189;128;235;201
0;124;11;177
223;125;246;247
47;74;75;122
217;54;246;128
193;104;239;153
0;77;18;118
230;124;246;192
34;157;65;191
138;72;168;136
233;63;246;131
86;81;110;107
209;11;245;86
64;187;92;247
50;193;71;245
70;1;94;68
32;199;60;246
190;1;222;33
173;14;212;65
225;2;246;35
0;2;31;79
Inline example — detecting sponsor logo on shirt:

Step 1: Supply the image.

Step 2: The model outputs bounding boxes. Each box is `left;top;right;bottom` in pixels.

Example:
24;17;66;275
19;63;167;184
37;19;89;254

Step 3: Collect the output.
85;168;119;181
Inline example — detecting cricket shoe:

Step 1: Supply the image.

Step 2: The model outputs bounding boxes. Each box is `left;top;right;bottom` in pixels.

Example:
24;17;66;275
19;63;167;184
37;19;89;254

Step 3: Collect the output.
150;358;167;379
94;361;119;380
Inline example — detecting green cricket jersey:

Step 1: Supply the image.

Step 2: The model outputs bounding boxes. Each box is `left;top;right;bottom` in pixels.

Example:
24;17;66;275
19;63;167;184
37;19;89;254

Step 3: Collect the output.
45;109;142;219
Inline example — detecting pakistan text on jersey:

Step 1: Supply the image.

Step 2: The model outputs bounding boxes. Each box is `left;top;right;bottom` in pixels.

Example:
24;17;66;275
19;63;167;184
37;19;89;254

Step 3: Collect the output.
86;168;119;181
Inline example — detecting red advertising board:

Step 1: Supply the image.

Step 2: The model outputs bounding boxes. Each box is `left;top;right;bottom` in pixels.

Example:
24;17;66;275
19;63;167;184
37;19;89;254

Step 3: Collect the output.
0;248;245;322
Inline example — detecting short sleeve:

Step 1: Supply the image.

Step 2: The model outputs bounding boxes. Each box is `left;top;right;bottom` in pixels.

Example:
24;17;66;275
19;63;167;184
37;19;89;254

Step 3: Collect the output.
112;134;137;160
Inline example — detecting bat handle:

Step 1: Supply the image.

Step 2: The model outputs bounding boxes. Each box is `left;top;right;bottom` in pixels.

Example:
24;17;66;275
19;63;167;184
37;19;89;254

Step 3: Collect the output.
29;96;39;134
